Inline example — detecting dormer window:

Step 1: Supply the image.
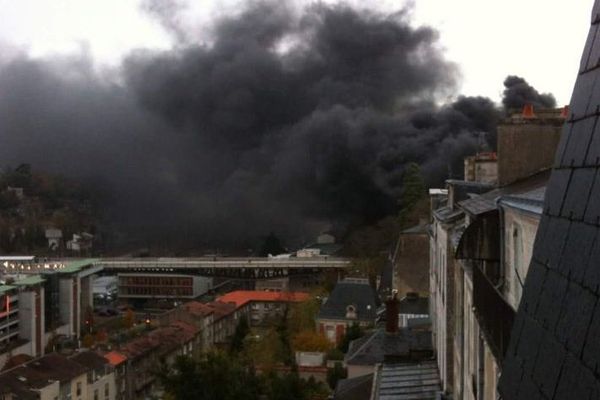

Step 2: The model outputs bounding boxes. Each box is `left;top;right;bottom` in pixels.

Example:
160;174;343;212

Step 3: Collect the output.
346;305;357;319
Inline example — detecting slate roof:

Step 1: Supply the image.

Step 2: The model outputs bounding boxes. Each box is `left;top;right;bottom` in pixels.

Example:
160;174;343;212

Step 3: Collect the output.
498;3;600;399
371;361;441;400
344;328;432;366
318;280;378;322
457;170;549;216
432;206;463;223
334;373;374;400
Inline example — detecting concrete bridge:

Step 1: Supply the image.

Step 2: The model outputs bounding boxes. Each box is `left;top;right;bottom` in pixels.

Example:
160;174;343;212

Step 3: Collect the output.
1;257;351;279
97;257;350;279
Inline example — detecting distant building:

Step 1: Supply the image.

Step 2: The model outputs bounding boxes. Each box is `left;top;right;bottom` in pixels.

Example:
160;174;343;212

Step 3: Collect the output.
398;293;429;328
317;279;378;344
217;290;309;326
44;228;62;251
117;273;212;304
464;152;498;184
66;232;94;253
392;223;430;297
428;105;562;398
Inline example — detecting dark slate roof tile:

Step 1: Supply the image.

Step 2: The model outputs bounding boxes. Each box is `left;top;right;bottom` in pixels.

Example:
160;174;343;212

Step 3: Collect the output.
560;116;598;168
582;232;600;294
584;125;600;165
532;333;565;399
585;70;600;114
568;69;596;119
582;301;600;374
580;22;599;72
554;353;588;400
557;222;597;283
516;375;543;400
515;317;544;374
544;170;571;216
519;261;547;315
498;354;523;399
554;282;596;356
535;270;568;331
554;122;574;168
532;217;570;269
588;29;600;72
593;2;600;23
583;170;600;225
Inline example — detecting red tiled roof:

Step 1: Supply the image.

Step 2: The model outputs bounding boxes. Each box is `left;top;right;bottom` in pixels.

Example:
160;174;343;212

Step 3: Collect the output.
183;301;216;317
217;291;310;308
2;354;33;371
104;351;127;366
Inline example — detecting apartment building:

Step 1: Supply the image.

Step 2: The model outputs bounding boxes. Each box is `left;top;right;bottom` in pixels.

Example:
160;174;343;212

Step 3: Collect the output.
429;106;565;398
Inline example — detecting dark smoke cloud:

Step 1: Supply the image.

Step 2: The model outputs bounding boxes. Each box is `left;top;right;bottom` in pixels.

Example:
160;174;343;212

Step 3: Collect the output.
0;2;521;250
502;75;556;110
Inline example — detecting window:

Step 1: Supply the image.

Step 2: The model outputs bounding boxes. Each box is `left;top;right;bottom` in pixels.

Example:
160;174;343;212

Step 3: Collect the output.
105;383;109;398
76;382;82;396
94;389;98;400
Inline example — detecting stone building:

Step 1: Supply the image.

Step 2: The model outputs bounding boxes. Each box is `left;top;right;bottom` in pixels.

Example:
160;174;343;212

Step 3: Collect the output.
428;106;565;398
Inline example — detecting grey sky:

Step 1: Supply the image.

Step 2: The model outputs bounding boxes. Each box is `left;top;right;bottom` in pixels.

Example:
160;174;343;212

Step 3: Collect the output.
0;0;593;105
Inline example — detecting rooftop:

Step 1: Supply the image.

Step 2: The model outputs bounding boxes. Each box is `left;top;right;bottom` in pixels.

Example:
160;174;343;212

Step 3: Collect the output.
344;328;433;366
104;351;127;367
334;373;374;400
318;280;378;322
71;350;110;371
59;258;99;273
217;290;310;308
371;361;441;400
398;296;429;316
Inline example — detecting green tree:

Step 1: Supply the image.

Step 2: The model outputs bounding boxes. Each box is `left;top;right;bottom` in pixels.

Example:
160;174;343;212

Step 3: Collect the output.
327;361;347;390
158;353;261;400
337;323;363;353
398;163;427;228
230;316;250;354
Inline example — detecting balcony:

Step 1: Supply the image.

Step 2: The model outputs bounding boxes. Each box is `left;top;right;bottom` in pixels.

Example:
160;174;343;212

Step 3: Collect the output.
472;264;515;363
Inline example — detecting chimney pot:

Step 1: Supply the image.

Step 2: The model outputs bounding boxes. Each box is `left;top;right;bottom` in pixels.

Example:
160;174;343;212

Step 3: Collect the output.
522;104;535;118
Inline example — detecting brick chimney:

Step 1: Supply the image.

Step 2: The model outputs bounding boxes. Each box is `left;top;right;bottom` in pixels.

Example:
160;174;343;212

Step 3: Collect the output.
385;292;399;334
497;106;565;186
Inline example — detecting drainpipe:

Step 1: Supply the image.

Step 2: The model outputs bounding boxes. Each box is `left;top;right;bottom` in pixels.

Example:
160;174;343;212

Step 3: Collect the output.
478;335;485;400
496;199;506;292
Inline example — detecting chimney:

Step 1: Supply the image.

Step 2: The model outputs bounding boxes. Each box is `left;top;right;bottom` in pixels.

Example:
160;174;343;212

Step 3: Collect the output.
497;105;563;186
385;292;399;334
522;104;535;118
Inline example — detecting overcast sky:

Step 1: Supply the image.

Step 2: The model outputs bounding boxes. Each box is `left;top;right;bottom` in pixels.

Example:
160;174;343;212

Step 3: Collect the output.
0;0;594;105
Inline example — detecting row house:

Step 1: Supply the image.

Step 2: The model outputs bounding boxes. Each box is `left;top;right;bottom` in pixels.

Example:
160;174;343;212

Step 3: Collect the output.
105;321;200;400
0;351;116;400
217;290;309;327
428;106;565;399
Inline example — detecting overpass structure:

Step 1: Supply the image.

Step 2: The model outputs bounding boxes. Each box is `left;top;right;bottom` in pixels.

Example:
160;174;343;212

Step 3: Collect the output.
1;257;351;280
97;257;350;279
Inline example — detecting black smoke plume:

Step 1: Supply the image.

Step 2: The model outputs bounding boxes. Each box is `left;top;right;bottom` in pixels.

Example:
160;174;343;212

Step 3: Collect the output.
502;75;556;110
0;2;548;250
